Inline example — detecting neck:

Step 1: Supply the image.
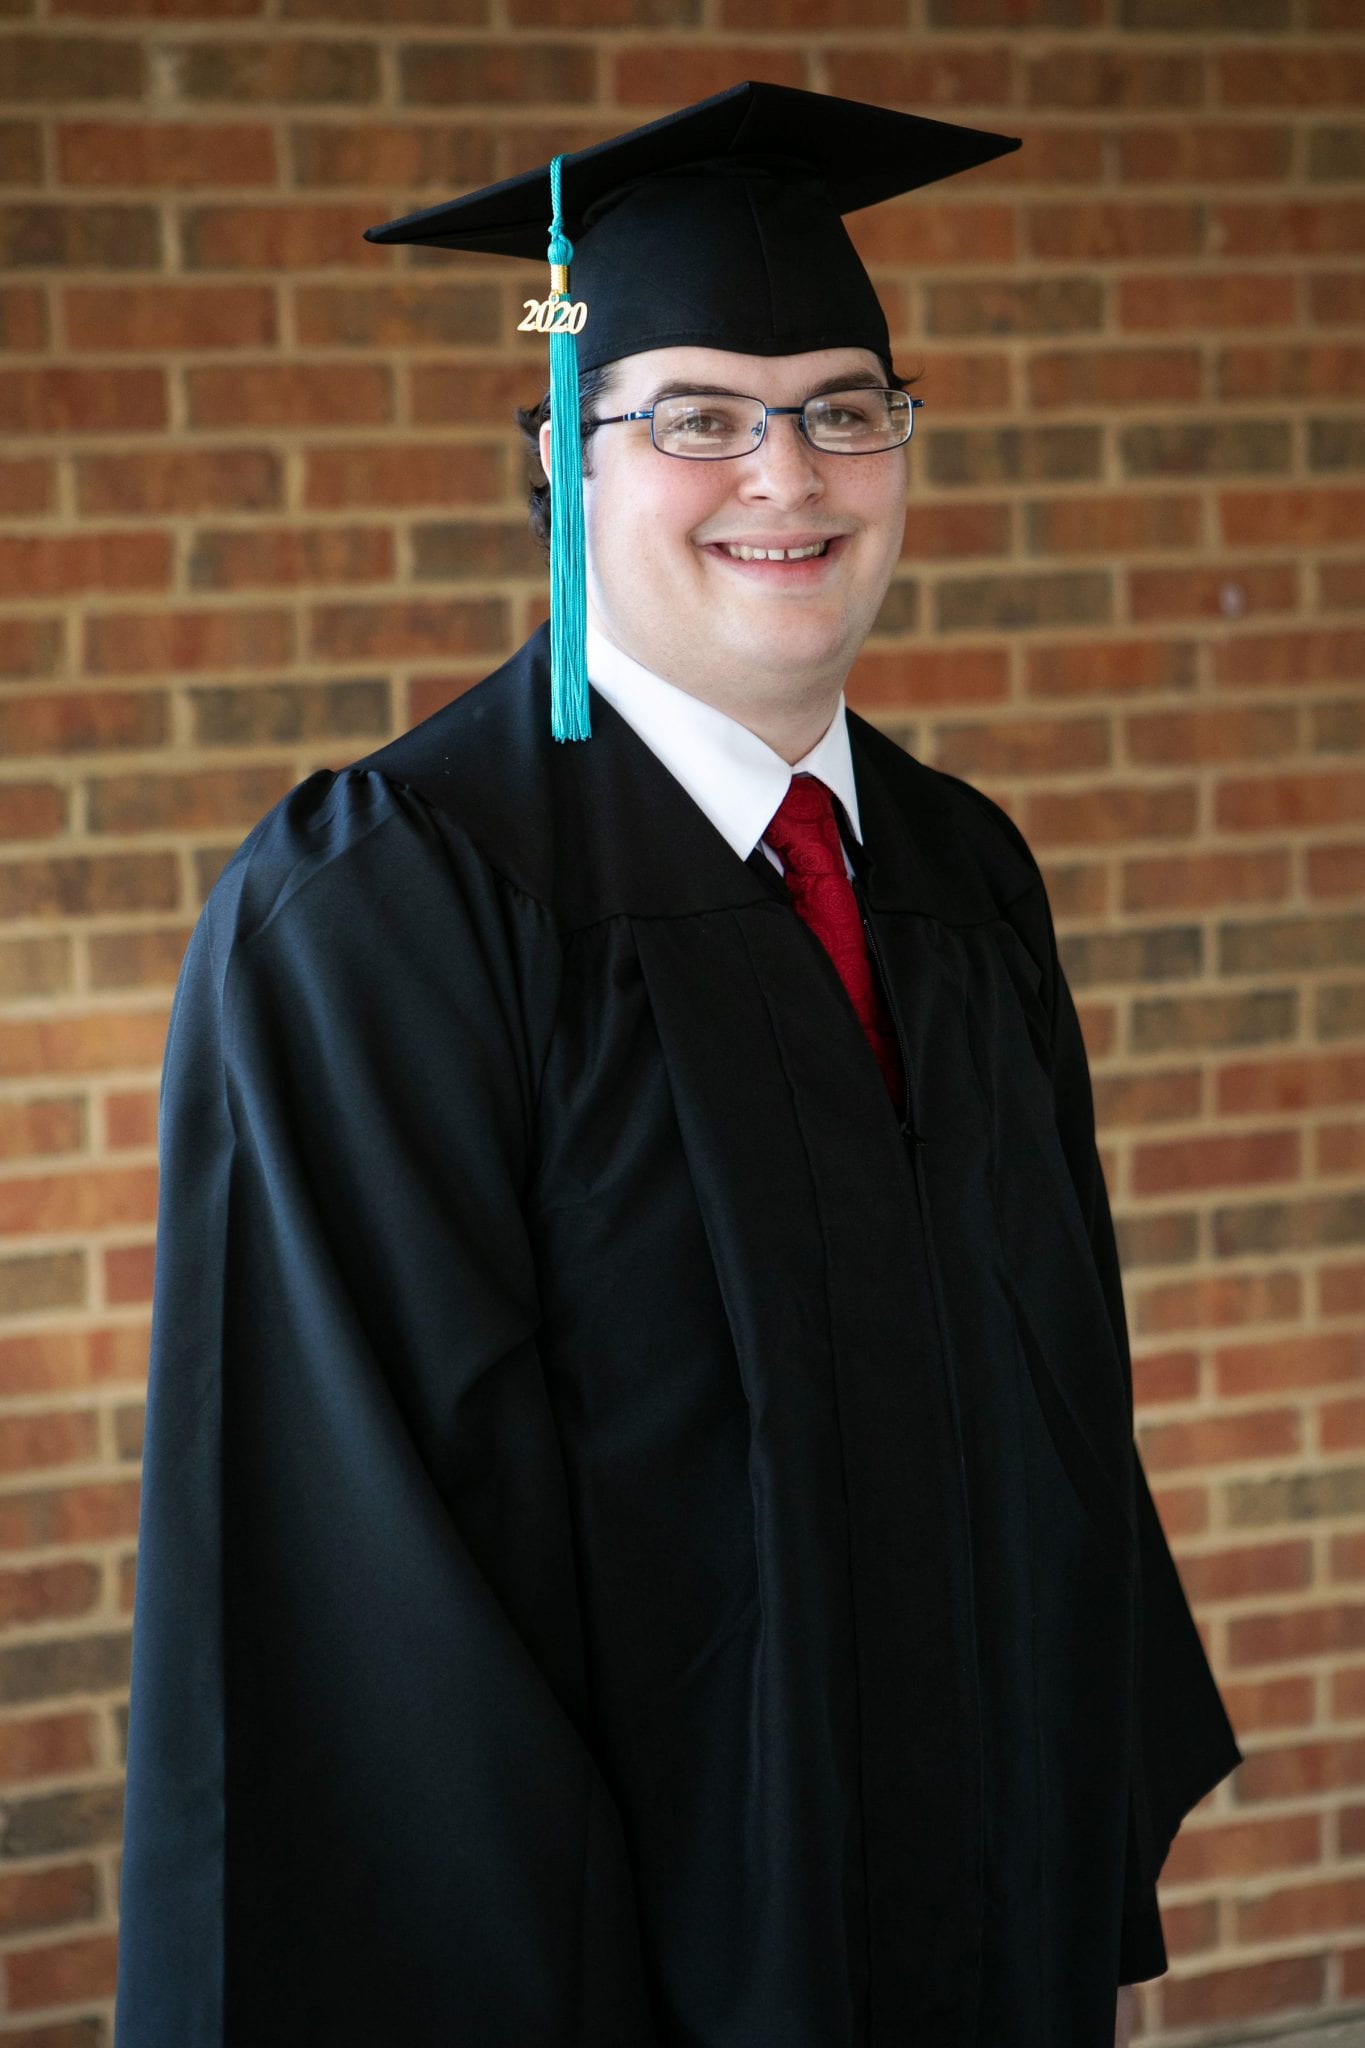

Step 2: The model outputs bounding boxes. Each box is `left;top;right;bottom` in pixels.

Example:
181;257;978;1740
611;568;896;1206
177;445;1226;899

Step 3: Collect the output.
586;613;845;765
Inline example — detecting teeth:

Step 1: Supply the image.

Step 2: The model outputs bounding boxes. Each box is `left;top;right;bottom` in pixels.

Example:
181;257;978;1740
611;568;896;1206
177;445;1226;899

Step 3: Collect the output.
721;541;828;561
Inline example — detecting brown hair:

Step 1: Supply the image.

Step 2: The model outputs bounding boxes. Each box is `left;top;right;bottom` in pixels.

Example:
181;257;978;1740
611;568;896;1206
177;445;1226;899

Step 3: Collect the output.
514;361;618;561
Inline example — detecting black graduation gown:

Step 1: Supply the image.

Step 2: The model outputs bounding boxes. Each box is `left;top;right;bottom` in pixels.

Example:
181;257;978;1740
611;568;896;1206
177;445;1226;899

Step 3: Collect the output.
115;620;1243;2048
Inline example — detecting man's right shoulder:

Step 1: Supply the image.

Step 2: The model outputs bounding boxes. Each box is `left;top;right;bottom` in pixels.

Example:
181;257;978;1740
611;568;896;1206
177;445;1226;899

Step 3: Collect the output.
204;626;558;946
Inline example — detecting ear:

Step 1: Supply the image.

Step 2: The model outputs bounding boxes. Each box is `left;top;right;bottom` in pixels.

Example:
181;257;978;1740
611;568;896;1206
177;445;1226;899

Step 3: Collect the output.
538;418;552;484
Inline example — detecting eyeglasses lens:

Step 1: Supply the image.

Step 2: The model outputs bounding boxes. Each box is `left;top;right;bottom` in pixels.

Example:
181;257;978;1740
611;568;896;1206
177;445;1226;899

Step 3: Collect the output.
652;389;912;459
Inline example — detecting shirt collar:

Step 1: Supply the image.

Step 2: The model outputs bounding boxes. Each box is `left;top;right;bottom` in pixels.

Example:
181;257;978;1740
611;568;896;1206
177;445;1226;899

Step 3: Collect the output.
585;621;863;863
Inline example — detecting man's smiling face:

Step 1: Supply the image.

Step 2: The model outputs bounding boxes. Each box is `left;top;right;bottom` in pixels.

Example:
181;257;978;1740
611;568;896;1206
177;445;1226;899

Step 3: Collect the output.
544;343;909;726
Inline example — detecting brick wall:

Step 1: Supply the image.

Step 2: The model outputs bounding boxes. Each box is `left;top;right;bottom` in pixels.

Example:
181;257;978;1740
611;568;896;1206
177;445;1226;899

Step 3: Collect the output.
0;2;1362;2040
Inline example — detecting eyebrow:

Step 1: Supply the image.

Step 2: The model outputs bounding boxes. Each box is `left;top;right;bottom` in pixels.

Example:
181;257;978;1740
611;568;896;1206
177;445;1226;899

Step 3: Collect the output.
641;370;885;405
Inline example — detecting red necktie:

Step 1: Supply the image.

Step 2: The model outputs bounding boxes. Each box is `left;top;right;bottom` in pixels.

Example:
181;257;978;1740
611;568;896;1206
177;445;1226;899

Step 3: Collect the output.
762;774;906;1116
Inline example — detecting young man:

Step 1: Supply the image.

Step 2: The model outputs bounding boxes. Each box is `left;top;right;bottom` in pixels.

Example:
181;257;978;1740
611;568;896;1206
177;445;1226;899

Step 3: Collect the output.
115;85;1242;2048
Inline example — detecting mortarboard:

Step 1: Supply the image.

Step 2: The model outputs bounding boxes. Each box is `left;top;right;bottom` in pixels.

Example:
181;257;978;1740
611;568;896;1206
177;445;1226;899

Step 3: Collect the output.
365;82;1022;741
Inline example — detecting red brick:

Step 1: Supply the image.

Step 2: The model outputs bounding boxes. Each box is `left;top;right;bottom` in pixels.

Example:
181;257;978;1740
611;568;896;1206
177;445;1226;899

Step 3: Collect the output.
0;784;67;842
1217;46;1365;106
1130;561;1299;624
1308;841;1365;899
1146;1409;1301;1474
1320;561;1365;611
611;45;805;104
1218;771;1365;833
57;119;276;187
0;368;165;435
0;692;168;757
1183;1540;1312;1608
0;1011;169;1080
1322;1398;1365;1454
1215;1331;1365;1399
1216;628;1365;688
901;501;1010;563
75;446;282;516
1024;781;1196;846
1222;486;1365;547
1322;1259;1365;1317
170;39;378;105
1029;202;1203;262
1123;849;1290;915
91;928;197;995
0;285;48;352
1028;348;1201;409
411;361;543;428
1309;271;1365;327
181;202;387;270
0;1327;149;1396
1230;1607;1365;1670
0;1864;97;1937
87;764;293;834
1025;46;1204;108
309;598;507;663
0;122;43;187
304;440;505;510
848;202;1015;268
105;1090;157;1150
1027;491;1198;554
823;45;1012;106
64;284;277;353
0;202;160;270
1117;272;1298;332
0;1165;159;1236
402;41;596;105
1214;199;1365;258
0;937;76;1002
1131;1346;1200;1407
509;0;691;22
185;361;390;430
0;35;144;100
1319;1122;1365;1176
84;606;294;675
1127;705;1297;767
0;1408;100;1480
1217;1051;1365;1118
1220;343;1365;401
1135;1269;1302;1338
0;850;178;920
931;716;1108;780
0;1479;142;1549
56;0;263;13
1025;638;1195;698
1117;122;1292;185
1133;1130;1301;1199
1220;1675;1314;1736
846;647;1009;712
5;1933;118;2013
0;1098;85;1164
1238;1874;1365;1944
0;533;170;598
294;281;500;349
1162;1953;1326;2031
1092;1066;1202;1129
191;522;397;591
0;457;54;515
0;1712;97;1782
289;122;496;190
1164;1812;1320;1885
106;1242;156;1305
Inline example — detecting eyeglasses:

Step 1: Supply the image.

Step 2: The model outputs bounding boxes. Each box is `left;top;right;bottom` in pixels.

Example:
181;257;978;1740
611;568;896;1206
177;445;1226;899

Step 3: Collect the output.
593;387;923;461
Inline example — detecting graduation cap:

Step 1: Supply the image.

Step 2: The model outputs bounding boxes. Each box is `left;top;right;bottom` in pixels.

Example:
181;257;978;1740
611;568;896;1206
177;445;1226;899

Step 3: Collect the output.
366;82;1022;742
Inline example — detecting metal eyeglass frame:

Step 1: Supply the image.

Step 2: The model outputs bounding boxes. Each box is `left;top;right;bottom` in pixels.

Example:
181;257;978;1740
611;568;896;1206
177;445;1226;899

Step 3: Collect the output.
592;389;925;460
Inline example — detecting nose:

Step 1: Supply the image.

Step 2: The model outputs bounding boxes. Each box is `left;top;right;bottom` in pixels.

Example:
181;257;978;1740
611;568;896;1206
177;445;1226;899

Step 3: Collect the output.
736;411;825;508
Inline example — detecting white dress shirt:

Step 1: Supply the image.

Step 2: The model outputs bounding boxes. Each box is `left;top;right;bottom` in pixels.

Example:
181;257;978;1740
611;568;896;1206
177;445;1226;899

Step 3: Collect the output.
585;622;863;880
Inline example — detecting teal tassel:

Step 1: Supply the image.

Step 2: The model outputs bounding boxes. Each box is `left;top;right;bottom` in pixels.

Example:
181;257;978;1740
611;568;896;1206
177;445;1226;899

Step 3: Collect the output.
547;155;590;742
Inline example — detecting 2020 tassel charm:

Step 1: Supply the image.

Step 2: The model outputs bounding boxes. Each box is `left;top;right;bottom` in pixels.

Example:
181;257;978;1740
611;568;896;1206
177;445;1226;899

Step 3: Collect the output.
545;155;591;743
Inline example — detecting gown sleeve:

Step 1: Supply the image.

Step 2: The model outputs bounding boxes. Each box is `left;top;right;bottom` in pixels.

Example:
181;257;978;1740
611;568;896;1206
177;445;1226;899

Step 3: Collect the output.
114;767;657;2048
1040;884;1245;1987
